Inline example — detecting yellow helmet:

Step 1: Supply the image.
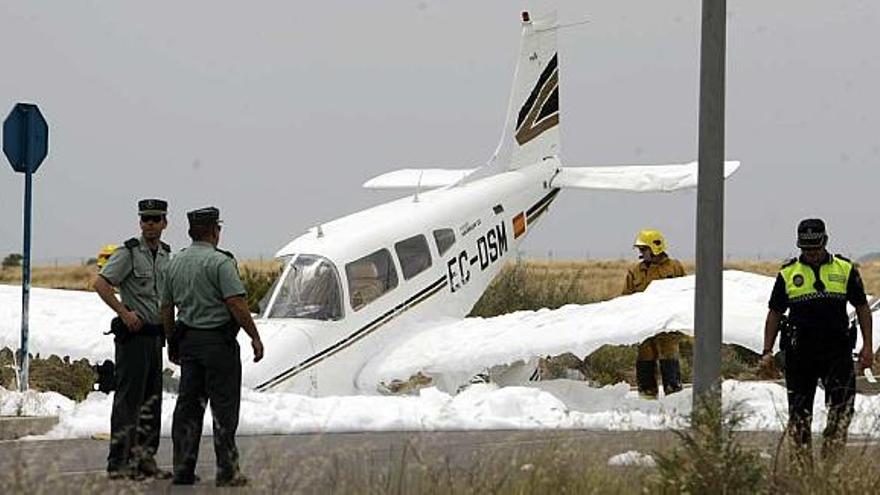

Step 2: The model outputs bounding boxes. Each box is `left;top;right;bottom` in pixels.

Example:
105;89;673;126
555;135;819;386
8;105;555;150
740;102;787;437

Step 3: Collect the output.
96;244;117;269
633;230;667;256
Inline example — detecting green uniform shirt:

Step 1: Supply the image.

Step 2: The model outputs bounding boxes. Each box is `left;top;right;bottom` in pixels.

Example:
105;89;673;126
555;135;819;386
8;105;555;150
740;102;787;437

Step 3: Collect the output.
162;241;246;329
99;237;170;325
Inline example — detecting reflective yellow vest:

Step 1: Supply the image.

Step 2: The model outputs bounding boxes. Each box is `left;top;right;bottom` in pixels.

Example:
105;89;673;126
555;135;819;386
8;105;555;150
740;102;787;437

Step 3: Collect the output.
779;255;853;304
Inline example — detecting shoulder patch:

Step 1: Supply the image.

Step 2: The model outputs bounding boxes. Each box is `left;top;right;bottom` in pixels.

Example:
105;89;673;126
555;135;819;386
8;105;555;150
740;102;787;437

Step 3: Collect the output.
123;238;140;249
216;248;236;260
780;257;797;268
160;241;171;253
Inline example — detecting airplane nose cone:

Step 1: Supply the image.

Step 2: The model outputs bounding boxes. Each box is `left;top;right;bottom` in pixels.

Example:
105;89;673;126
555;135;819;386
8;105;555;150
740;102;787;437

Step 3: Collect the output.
240;319;317;391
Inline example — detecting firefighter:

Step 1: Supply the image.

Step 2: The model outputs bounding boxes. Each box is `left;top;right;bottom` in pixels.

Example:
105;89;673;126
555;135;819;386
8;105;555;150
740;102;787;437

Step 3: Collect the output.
761;218;873;467
96;244;117;269
623;229;687;398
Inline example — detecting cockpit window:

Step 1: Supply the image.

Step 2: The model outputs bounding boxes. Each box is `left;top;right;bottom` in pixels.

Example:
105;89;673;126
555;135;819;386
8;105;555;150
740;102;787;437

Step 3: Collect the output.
267;255;343;320
346;249;398;311
257;273;282;316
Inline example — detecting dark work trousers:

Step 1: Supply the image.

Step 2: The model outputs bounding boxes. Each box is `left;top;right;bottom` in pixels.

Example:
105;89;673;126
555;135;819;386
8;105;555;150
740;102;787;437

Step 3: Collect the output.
172;329;242;481
108;330;164;471
784;351;855;464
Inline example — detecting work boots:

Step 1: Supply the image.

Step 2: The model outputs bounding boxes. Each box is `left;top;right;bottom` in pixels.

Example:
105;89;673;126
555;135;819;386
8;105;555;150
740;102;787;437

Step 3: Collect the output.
636;360;659;399
660;359;683;395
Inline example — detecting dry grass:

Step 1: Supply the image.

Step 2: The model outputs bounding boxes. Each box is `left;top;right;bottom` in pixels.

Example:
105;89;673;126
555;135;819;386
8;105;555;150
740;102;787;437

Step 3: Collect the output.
0;265;98;291
0;259;283;292
859;261;880;297
239;259;284;275
469;259;790;317
4;258;878;304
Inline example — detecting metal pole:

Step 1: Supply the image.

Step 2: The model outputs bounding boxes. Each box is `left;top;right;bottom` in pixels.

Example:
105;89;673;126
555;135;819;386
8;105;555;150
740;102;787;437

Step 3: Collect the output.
20;168;32;392
693;0;726;411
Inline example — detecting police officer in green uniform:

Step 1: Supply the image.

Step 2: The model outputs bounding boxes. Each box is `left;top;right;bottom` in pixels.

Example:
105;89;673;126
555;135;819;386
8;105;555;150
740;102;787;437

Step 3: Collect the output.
160;206;264;487
94;198;172;480
761;218;873;467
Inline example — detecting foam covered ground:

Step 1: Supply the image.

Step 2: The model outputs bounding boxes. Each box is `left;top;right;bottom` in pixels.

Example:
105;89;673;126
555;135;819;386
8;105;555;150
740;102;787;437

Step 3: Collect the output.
3;272;878;438
3;380;880;439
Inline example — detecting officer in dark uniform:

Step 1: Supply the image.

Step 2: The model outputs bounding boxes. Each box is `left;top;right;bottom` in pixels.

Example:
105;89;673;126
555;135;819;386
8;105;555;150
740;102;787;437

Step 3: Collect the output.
761;218;873;467
94;199;172;480
160;206;265;487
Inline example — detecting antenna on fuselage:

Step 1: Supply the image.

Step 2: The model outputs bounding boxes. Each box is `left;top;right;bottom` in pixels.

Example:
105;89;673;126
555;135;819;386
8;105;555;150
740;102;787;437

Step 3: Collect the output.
316;224;324;238
413;170;424;203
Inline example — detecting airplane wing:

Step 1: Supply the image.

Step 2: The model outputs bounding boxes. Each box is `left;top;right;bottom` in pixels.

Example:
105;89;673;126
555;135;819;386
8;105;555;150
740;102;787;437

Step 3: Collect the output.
363;168;476;189
553;160;741;192
356;271;787;394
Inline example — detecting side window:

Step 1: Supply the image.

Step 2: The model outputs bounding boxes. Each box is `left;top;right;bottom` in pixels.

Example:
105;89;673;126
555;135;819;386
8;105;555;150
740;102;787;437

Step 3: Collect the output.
395;235;432;280
433;229;456;256
346;249;398;311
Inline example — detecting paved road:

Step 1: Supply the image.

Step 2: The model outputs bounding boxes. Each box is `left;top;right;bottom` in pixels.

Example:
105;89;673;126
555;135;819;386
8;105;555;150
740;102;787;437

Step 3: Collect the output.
0;430;774;493
1;430;875;493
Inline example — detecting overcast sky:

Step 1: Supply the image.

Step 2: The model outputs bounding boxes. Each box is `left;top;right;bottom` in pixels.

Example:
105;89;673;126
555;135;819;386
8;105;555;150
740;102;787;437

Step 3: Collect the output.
1;1;878;264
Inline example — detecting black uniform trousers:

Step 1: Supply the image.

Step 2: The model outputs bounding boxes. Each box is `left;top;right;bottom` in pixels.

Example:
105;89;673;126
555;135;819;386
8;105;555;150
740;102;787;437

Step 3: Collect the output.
172;329;242;481
108;329;164;471
784;350;855;460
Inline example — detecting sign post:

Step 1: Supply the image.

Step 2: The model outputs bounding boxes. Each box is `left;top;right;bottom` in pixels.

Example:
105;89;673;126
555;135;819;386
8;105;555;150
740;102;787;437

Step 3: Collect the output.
3;103;49;392
694;0;727;418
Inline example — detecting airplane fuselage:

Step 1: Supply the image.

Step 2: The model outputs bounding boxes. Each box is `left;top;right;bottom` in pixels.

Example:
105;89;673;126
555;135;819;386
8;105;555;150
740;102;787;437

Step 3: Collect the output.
242;158;561;395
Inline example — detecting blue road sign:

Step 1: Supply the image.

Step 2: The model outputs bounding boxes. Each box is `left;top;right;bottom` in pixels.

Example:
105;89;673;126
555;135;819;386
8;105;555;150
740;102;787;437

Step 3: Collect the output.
2;102;50;392
4;103;49;174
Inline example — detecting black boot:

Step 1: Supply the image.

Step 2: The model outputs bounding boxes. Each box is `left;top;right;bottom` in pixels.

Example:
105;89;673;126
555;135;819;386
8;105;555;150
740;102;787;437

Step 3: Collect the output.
636;360;659;398
660;359;683;395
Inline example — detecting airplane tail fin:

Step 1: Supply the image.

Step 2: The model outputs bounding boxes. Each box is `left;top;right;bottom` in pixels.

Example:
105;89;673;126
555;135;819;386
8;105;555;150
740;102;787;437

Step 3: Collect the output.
490;11;560;172
364;12;561;191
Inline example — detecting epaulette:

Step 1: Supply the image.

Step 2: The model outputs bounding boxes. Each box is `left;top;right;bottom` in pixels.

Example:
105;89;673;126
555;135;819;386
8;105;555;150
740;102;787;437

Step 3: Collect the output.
160;241;171;253
123;238;140;249
216;248;236;260
780;257;797;268
834;254;852;263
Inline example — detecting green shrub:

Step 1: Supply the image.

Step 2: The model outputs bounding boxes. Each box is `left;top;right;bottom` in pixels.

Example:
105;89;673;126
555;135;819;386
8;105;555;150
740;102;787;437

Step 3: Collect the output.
0;348;97;401
650;398;767;494
2;253;23;268
241;265;283;314
583;344;638;386
470;260;590;317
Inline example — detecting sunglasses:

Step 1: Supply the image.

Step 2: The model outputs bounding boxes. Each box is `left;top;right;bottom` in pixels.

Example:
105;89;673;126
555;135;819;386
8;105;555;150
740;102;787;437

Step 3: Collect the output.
140;215;165;223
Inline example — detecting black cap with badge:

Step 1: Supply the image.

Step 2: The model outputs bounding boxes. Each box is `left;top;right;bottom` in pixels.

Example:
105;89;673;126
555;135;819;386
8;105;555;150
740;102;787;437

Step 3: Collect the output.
138;198;168;215
797;218;827;249
187;206;222;226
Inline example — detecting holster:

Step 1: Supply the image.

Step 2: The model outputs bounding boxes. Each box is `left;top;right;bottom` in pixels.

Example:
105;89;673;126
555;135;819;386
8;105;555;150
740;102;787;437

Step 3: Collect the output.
92;359;116;393
848;321;858;350
106;317;165;345
107;316;132;344
779;315;797;352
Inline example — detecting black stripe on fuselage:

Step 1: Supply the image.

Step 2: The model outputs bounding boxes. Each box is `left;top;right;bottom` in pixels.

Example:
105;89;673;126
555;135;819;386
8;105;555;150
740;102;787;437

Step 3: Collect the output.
526;188;561;225
255;275;448;392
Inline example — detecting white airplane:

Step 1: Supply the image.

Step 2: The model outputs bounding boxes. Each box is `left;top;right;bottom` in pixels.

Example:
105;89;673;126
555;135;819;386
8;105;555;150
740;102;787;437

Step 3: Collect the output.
242;11;740;396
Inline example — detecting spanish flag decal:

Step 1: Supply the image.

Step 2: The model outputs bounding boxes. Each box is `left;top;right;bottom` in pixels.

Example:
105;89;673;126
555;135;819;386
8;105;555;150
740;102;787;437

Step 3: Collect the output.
513;212;526;239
